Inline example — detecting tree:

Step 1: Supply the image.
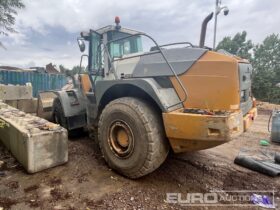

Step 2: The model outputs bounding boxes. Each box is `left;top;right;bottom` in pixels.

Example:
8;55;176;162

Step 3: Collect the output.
252;34;280;103
64;65;85;77
71;65;83;75
217;32;280;103
216;31;253;60
59;64;69;74
0;0;25;48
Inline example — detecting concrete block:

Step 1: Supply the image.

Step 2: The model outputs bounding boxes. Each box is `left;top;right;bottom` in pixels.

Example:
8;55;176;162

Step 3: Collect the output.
0;84;32;100
4;100;18;109
17;98;38;113
0;102;68;173
4;99;38;113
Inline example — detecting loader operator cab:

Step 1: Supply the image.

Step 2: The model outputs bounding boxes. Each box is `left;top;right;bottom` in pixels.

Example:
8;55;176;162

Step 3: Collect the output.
77;18;144;95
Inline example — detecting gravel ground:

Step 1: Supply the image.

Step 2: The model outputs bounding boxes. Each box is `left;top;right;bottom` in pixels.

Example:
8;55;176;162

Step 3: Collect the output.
0;107;280;210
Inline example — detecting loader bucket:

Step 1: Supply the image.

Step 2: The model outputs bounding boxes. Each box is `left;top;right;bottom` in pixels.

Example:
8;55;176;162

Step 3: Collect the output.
37;91;58;121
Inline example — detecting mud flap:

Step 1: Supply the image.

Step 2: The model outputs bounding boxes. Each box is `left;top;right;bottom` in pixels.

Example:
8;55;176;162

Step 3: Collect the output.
234;155;280;177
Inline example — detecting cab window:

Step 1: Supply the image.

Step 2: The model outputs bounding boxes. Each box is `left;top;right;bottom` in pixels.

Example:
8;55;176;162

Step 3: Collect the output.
90;32;102;70
108;31;143;58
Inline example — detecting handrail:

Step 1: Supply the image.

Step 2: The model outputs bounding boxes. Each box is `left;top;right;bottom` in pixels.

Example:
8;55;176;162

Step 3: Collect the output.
104;33;188;109
79;54;88;74
108;41;194;62
159;42;194;48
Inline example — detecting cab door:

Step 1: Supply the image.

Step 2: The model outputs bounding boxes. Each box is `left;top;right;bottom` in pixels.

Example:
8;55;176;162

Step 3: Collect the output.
88;30;103;92
83;31;103;125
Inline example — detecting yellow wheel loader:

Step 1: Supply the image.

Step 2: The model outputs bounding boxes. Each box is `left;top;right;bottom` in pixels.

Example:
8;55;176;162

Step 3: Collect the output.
40;15;257;178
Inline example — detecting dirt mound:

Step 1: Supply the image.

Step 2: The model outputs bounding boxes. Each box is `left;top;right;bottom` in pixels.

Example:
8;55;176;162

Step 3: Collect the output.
257;101;280;111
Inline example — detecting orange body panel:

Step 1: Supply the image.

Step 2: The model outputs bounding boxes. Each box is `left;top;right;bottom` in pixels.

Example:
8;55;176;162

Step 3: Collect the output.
243;107;258;131
170;51;240;111
80;74;92;93
162;107;257;153
162;109;244;152
164;51;257;152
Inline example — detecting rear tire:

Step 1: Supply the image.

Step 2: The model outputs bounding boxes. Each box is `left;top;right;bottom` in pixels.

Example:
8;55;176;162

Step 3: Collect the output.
98;97;169;178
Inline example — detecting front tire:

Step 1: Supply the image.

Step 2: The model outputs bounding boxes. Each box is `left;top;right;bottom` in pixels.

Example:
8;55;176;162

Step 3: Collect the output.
53;98;83;137
98;97;169;178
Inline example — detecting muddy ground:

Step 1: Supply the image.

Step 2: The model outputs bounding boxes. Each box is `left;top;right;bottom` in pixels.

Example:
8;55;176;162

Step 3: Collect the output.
1;106;280;210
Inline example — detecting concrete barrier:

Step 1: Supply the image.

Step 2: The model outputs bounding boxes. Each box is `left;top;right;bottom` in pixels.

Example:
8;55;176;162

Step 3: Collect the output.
4;99;17;108
0;84;32;100
18;98;38;113
4;99;38;113
0;101;68;173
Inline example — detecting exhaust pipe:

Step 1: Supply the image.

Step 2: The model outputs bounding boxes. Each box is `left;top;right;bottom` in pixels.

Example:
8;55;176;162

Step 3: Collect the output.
199;12;214;48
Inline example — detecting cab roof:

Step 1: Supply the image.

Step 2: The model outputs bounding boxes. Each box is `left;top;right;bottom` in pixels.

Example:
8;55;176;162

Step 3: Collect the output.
81;25;143;38
96;25;142;35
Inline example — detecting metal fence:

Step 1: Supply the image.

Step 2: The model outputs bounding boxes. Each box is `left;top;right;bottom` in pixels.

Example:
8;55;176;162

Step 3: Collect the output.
0;70;66;97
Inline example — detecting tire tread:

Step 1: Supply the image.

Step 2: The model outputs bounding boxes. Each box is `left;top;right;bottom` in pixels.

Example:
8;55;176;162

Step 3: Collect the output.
98;97;169;178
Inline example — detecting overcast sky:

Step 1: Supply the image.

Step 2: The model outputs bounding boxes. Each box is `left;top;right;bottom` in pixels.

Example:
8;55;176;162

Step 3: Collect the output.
0;0;279;69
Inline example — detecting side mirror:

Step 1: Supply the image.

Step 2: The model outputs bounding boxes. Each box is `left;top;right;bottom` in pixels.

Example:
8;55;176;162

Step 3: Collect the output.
77;38;85;52
223;7;229;16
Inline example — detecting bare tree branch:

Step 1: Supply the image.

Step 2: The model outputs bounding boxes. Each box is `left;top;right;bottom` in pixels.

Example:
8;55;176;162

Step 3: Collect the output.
0;0;25;49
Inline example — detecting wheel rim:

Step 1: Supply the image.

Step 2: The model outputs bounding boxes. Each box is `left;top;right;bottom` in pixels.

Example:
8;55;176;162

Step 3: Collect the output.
108;120;134;158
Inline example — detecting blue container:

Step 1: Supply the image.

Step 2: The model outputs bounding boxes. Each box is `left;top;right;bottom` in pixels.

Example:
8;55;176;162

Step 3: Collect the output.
0;70;66;97
271;110;280;143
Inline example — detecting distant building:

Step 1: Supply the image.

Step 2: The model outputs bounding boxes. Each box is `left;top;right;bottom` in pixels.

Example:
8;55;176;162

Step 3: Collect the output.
0;64;61;74
46;63;60;74
0;66;23;71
